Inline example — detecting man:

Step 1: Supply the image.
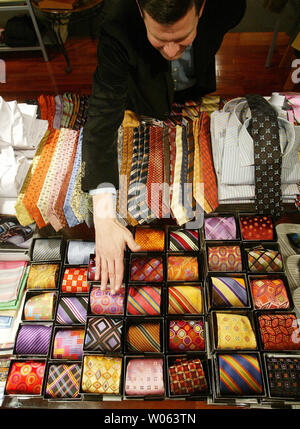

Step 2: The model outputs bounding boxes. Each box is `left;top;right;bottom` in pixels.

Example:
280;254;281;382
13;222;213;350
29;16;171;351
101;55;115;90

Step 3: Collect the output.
82;0;246;294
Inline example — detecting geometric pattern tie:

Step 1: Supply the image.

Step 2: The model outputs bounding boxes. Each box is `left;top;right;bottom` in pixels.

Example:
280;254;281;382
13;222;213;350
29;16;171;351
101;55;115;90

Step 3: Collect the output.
84;317;122;353
45;363;81;398
127;322;161;353
125;358;165;396
169;320;205;351
89;287;125;315
167;256;199;281
56;296;88;325
127;285;161;316
15;324;52;355
5;361;46;395
218;354;263;396
239;215;274;241
134;228;165;252
32;238;62;262
169;358;208;395
250;278;290;309
81;355;122;395
247;246;283;272
211;277;248;308
169;229;199;251
168;285;203;314
27;264;60;290
208;246;243;272
24;292;56;320
245;94;283;218
266;356;300;398
258;314;300;350
61;268;89;293
130;256;164;282
216;313;257;350
204;216;237;240
52;329;85;359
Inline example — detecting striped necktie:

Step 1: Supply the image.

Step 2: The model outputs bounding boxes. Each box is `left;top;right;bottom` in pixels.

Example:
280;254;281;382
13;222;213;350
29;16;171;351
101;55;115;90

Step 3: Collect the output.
127;285;161;316
169;229;199;251
127;322;161;353
247;246;283;272
45;363;81;399
127;127;143;221
218;354;263;395
32;238;62;262
15;324;52;355
84;317;122;353
168;285;203;314
211;277;248;308
56;296;88;325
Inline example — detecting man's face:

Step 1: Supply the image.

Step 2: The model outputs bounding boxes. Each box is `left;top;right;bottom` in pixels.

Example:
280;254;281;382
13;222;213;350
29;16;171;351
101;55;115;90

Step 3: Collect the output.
143;2;205;61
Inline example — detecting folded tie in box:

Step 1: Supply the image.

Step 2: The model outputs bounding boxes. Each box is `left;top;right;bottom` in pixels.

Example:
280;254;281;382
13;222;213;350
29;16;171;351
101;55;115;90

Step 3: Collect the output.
167;253;203;282
206;243;245;273
124;357;165;398
65;239;95;265
44;361;82;400
126;284;162;316
22;291;58;321
129;253;164;283
238;214;276;242
206;274;250;310
81;355;122;396
243;242;284;273
50;327;85;360
168;318;206;353
125;317;164;354
264;354;300;400
14;323;53;356
88;285;126;316
133;226;166;252
167;226;201;251
27;262;61;290
167;284;204;315
84;316;123;354
5;359;47;396
204;214;239;241
61;267;89;294
249;275;293;310
30;237;64;262
56;294;89;325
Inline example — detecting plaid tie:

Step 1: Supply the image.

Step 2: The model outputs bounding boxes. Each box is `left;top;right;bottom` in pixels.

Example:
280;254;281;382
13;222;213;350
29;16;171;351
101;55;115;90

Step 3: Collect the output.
266;356;300;398
250;278;290;309
247;246;283;272
130;255;163;282
239;215;274;240
134;227;165;251
127;322;161;353
32;238;62;262
24;292;56;321
211;277;248;308
169;319;205;351
204;216;237;240
167;256;199;281
169;358;208;395
168;285;203;314
45;363;81;398
61;268;89;293
82;355;122;395
15;324;52;355
5;361;46;395
56;296;88;324
27;264;59;290
169;229;199;251
258;314;300;350
53;329;84;359
84;317;122;353
208;246;243;272
127;285;161;316
218;354;263;395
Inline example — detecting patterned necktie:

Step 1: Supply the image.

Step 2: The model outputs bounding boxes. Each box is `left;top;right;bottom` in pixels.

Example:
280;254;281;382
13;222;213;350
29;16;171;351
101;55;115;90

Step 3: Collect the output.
125;358;165;396
127;285;161;316
245;94;283;218
53;329;84;359
45;363;81;399
258;314;300;350
127;127;143;221
168;285;203;314
130;255;163;282
169;319;205;351
67;240;95;265
82;355;122;395
204;216;237;240
208;245;243;272
218;354;263;396
56;296;88;324
5;361;46;395
216;313;257;350
247;246;283;272
169;358;208;395
127;322;161;353
15;324;52;355
84;317;122;353
27;264;59;290
250;278;290;309
169;229;199;251
32;238;62;262
168;256;199;281
136;125;153;224
24;292;56;320
211;277;248;308
266;356;300;398
239;215;274;241
134;228;165;251
90;287;125;315
61;268;89;293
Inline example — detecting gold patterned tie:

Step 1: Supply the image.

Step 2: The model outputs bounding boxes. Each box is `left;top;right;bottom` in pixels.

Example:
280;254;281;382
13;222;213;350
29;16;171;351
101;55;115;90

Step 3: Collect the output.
81;355;122;394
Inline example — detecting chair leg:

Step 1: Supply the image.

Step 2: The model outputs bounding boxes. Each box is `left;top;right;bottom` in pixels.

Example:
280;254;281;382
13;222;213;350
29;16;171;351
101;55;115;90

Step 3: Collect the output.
26;0;49;62
265;14;282;68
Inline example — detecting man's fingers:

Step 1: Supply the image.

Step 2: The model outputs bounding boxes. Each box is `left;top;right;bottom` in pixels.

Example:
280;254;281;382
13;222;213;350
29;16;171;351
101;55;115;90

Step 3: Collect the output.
107;258;116;294
95;254;101;281
100;258;108;291
126;233;142;252
114;257;124;292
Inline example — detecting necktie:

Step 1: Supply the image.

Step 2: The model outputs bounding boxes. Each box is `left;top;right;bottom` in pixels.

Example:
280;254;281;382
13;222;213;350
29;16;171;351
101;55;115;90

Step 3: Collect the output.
82;355;122;395
127;322;161;353
169;358;208;395
136;125;153;224
147;126;165;220
90;286;125;315
258;314;300;350
245;94;283;218
125;358;164;396
168;285;203;314
193;117;208;213
239;215;274;240
169;319;205;351
53;329;84;359
84;317;122;353
130;255;163;282
168;125;176;207
45;363;81;399
56;296;88;324
218;354;263;396
247;246;283;272
53;95;63;129
24;292;56;320
266;356;300;398
15;324;52;355
5;361;45;395
118;126;130;221
67;240;95;265
27;264;59;290
162;124;170;218
204;216;237;240
167;256;199;281
134;228;165;252
211;277;248;308
61;268;89;293
216;313;257;350
169;229;199;251
127;127;144;221
32;238;62;262
250;278;290;309
208;245;243;272
127;285;161;316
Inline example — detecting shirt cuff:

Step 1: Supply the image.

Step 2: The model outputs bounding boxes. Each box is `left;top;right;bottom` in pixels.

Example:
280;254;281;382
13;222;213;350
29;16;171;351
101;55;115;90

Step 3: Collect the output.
89;183;117;196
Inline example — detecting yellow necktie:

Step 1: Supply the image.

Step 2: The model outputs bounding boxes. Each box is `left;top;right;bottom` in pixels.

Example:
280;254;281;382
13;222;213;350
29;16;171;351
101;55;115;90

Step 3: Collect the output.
81;355;122;394
216;312;257;350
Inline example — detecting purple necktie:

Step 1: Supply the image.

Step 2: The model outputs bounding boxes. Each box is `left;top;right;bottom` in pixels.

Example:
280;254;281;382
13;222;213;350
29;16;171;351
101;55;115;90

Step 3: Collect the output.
56;296;88;325
204;216;237;240
15;324;52;355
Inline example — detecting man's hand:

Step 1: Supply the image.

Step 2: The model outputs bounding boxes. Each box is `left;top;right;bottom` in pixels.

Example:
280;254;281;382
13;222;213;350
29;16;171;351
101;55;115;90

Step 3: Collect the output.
93;193;141;294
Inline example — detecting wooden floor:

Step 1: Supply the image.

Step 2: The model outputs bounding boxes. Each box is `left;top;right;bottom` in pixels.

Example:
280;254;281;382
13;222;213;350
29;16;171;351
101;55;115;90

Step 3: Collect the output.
0;31;299;102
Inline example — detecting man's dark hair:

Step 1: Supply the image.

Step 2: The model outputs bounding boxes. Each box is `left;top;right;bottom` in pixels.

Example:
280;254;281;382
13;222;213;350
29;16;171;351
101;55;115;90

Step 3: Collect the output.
138;0;205;24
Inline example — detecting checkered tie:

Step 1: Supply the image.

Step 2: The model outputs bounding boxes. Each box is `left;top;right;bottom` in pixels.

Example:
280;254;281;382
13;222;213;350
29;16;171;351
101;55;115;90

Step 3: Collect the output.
46;363;81;398
247;246;283;272
130;255;163;282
